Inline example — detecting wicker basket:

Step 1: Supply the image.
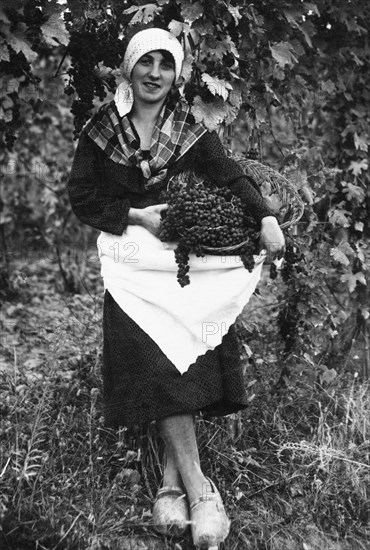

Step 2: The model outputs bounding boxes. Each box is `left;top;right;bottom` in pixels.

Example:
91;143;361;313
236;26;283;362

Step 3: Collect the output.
168;158;305;254
230;155;305;231
203;157;304;253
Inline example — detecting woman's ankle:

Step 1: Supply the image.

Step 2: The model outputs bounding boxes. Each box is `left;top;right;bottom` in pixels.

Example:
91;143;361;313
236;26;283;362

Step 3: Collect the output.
162;467;183;488
180;464;212;503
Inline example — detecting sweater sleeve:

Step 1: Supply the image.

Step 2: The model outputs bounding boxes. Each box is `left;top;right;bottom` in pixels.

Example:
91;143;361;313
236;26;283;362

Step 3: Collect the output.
68;131;131;235
195;131;275;223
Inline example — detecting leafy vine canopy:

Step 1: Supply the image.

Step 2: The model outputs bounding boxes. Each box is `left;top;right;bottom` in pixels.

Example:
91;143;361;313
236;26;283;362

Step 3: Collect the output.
0;0;369;367
1;0;369;235
1;0;369;154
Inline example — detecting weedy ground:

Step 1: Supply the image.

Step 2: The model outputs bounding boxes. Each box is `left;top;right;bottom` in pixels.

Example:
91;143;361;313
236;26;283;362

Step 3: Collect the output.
0;258;369;550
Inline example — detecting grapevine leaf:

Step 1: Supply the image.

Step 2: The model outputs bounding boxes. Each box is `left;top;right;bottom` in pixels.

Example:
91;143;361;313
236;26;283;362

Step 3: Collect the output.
355;244;365;264
355;221;364;232
202;35;239;61
0;105;12;122
41;13;69;47
329;208;350;228
84;8;102;19
349;158;368;175
228;6;242;26
354;132;368;152
265;83;281;104
168;20;197;49
44;0;66;17
223;101;239;126
287;169;315;206
181;51;194;82
1;22;37;63
272;65;285;81
330;248;350;266
191;96;227;132
340;272;366;293
304;3;320;16
333;240;355;261
201;73;232;101
2;76;20;95
181;1;203;24
361;309;370;320
123;4;162;26
168;19;188;36
123;6;142;14
2;94;15;108
223;35;239;59
300;20;316;48
270;41;298;68
284;7;305;27
0;9;10;24
342;182;365;203
0;42;10;62
202;38;225;61
228;81;242;109
192;19;214;36
299;185;314;205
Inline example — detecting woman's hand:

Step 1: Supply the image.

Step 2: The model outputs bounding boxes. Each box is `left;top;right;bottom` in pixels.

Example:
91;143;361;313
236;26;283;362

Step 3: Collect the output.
259;216;286;262
128;204;168;237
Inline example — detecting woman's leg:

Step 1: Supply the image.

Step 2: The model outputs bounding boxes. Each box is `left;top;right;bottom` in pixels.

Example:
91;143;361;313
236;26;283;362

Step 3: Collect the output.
162;443;183;487
158;413;211;503
158;413;230;547
152;417;190;535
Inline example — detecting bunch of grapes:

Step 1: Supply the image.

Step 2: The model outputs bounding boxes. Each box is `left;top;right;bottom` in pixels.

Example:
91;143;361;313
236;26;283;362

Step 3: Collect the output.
276;243;305;353
66;24;101;136
281;243;302;283
159;172;259;287
66;21;125;137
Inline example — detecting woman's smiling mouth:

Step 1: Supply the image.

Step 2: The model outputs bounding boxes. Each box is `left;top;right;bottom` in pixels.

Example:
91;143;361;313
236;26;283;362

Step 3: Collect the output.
143;82;161;90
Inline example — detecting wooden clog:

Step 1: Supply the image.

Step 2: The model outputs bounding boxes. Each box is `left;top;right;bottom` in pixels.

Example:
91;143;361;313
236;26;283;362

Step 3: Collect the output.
189;478;230;549
152;485;189;536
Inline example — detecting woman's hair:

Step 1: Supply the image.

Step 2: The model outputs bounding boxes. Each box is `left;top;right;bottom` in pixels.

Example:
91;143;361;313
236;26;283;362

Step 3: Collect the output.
157;49;176;69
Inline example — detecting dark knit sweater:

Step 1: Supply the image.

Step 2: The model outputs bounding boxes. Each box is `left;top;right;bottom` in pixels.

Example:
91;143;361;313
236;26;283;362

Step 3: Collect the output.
68;129;274;235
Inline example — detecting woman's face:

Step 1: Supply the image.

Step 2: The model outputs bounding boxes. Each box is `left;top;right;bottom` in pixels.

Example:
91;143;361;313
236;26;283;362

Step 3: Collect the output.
131;50;176;106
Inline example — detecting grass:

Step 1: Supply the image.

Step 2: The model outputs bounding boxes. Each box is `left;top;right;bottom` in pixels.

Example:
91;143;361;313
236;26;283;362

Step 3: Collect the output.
1;259;369;549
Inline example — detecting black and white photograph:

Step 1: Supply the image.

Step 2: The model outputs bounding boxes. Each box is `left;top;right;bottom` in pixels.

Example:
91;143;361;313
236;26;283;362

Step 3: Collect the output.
0;1;369;549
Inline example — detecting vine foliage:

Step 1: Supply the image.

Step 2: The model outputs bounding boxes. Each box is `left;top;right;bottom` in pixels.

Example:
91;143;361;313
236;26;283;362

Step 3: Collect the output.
0;0;369;377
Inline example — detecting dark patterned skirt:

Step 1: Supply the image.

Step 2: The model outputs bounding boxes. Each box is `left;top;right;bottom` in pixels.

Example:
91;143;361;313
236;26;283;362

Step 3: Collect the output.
102;290;248;427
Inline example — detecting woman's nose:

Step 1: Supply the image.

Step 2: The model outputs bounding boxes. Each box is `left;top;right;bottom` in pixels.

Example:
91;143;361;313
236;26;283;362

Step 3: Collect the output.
148;62;160;79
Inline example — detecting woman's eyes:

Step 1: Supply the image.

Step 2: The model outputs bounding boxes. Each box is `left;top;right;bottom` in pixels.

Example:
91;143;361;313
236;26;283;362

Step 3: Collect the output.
139;57;151;66
161;62;174;70
138;57;174;71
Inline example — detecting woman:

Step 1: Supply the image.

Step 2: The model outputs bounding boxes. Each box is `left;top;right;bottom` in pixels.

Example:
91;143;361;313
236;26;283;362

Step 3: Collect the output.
68;28;285;549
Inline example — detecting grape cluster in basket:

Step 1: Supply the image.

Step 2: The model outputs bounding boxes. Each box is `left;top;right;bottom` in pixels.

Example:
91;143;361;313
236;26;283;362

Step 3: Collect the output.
159;173;259;287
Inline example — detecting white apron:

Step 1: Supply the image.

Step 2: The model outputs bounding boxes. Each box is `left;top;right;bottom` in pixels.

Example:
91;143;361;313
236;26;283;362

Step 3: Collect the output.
97;225;265;374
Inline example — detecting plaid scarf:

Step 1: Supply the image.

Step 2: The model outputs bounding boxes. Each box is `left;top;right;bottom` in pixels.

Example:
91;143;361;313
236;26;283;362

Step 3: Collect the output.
84;100;207;189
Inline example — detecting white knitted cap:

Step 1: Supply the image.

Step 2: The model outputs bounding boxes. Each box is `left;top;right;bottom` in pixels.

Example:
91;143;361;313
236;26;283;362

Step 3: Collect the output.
122;28;184;81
